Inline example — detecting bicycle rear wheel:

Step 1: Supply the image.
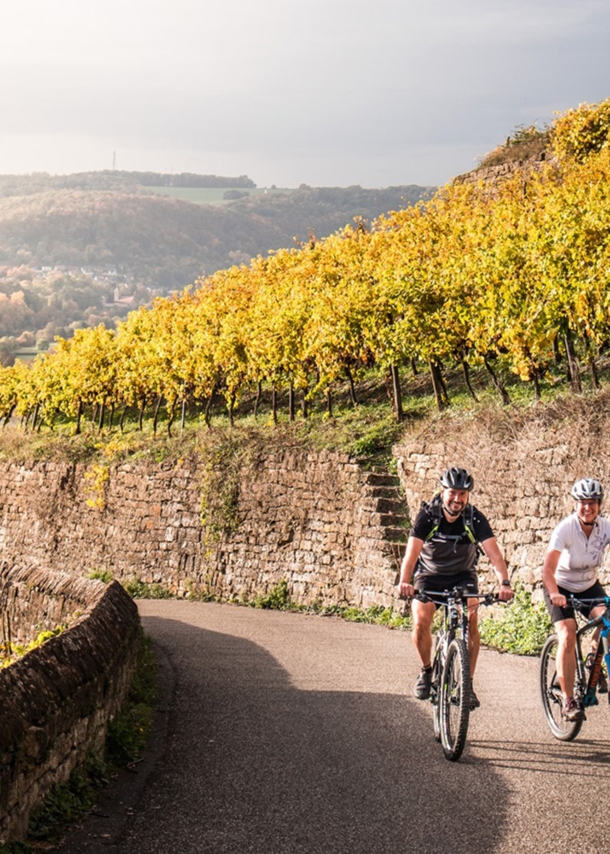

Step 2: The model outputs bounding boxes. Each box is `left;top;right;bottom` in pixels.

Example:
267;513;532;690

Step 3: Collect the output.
539;633;583;741
439;638;470;761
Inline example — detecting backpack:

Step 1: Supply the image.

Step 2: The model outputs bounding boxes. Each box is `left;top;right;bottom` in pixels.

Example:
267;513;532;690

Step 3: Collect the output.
421;492;478;546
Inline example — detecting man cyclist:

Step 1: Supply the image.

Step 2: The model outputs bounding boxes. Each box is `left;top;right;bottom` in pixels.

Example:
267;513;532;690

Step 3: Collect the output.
397;466;513;708
542;477;610;722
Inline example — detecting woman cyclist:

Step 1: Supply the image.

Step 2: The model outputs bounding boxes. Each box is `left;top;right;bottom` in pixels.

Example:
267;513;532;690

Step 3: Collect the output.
542;477;610;722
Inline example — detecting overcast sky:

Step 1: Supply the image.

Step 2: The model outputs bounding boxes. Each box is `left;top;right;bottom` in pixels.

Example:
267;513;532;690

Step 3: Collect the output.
0;0;608;188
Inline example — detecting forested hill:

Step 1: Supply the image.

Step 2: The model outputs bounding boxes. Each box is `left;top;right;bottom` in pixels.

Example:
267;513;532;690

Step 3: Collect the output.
0;176;434;289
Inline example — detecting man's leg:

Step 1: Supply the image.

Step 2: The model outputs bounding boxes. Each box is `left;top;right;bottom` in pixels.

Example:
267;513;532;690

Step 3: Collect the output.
412;598;436;699
412;597;436;666
467;598;481;709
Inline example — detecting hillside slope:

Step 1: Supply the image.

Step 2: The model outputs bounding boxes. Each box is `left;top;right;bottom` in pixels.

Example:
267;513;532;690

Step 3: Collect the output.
0;181;433;289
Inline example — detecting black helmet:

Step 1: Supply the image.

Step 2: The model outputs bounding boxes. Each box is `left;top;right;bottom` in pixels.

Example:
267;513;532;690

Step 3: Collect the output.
440;467;474;491
571;478;603;502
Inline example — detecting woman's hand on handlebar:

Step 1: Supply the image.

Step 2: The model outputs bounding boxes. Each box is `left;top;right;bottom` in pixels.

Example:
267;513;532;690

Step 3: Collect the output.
396;581;415;600
550;590;567;608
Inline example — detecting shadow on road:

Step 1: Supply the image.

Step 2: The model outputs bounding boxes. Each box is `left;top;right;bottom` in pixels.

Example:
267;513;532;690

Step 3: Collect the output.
57;616;511;854
469;738;610;778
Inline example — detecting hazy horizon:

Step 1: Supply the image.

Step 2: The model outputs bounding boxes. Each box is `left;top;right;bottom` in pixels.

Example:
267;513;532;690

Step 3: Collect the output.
1;0;609;188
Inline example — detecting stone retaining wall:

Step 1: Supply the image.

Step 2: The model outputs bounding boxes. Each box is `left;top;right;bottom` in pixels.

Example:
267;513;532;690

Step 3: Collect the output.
0;565;140;844
0;449;409;609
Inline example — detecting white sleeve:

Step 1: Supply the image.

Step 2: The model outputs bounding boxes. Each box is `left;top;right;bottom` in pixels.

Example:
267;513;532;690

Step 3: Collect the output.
548;518;570;553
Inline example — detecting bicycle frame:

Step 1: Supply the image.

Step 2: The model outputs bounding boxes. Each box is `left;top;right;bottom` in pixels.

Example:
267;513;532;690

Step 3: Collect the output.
540;594;610;742
572;597;610;709
415;587;494;761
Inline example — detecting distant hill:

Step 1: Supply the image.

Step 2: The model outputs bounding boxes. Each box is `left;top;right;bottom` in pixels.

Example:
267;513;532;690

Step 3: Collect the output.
0;175;434;288
0;171;256;196
0;173;434;361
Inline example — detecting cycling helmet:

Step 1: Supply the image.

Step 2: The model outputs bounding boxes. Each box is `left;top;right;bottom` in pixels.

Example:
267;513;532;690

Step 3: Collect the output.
571;478;604;502
439;467;474;491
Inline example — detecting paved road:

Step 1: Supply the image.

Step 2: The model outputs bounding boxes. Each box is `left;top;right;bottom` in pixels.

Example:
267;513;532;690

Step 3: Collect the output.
58;601;610;854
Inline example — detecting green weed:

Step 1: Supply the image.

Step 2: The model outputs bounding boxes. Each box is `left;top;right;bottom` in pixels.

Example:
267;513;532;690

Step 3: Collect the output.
105;633;156;766
319;603;412;629
1;626;67;668
89;569;114;583
252;580;291;610
26;755;109;845
479;586;552;655
122;579;174;599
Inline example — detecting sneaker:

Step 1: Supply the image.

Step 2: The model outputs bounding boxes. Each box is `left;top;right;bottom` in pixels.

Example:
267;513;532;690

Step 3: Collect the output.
585;653;608;694
414;668;432;700
469;685;480;710
562;696;583;722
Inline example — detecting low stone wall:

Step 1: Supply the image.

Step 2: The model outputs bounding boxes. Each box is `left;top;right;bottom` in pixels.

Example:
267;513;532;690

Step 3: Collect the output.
0;449;409;609
0;565;140;844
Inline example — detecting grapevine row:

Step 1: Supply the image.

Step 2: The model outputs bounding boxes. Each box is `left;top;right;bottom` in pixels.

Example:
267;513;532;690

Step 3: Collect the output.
2;101;610;432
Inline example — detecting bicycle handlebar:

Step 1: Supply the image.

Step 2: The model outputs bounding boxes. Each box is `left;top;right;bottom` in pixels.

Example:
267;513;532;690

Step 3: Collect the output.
567;595;610;609
412;588;497;607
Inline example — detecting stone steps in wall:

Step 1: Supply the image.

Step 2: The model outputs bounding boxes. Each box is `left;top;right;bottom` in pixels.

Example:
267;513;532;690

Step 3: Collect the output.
361;470;410;543
363;472;401;487
375;497;406;515
384;526;410;542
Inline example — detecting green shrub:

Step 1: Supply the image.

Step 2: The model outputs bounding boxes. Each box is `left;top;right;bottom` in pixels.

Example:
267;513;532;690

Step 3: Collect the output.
321;603;411;629
89;569;114;583
122;578;173;599
479;586;552;656
252;580;291;610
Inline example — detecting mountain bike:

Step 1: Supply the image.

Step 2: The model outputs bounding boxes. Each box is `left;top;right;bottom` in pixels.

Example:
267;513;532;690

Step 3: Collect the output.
415;587;495;761
540;595;610;741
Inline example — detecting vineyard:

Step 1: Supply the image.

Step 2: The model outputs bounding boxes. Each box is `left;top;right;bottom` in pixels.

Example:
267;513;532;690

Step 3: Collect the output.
2;101;610;439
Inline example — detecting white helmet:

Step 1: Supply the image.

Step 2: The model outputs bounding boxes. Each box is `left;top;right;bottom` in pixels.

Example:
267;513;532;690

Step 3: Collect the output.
571;478;604;502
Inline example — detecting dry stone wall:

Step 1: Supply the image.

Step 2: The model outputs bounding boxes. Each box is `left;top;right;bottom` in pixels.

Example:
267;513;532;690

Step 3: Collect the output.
0;565;140;844
0;449;408;610
2;408;608;614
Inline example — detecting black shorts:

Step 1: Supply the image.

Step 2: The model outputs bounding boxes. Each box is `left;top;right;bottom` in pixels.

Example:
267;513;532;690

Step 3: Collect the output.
544;580;607;623
413;571;479;606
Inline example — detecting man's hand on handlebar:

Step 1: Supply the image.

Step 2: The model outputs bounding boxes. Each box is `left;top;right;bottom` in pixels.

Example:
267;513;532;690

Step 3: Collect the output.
497;584;514;603
396;581;415;600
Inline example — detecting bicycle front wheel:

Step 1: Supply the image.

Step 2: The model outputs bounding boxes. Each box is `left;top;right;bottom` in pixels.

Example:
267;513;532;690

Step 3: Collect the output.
431;637;444;743
539;633;583;741
439;638;470;761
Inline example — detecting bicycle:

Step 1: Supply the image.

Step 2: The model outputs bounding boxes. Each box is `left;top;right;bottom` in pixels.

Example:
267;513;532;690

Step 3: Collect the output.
540;595;610;741
414;587;496;761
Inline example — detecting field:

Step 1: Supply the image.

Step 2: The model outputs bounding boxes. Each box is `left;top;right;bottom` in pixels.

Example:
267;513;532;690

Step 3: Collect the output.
144;186;294;206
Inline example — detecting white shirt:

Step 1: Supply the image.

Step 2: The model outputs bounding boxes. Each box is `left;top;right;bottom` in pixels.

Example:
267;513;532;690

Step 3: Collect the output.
548;513;610;592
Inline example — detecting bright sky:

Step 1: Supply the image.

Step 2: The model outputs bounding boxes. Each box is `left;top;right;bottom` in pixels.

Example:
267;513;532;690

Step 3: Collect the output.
0;0;608;188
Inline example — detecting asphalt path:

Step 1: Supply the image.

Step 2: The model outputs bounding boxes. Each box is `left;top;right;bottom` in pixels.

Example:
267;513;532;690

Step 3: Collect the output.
56;601;610;854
